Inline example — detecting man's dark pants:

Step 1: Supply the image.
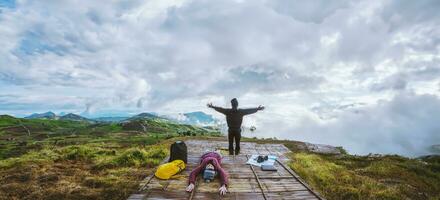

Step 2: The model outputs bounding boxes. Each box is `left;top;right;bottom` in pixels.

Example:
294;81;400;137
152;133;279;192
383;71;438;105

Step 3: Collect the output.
228;128;241;155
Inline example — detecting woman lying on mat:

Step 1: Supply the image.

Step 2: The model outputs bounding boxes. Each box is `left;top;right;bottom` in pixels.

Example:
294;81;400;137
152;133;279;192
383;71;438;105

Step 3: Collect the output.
186;150;229;195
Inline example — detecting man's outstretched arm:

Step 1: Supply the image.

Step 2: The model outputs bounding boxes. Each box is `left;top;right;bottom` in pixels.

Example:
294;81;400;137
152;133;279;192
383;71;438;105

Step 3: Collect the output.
241;105;265;115
207;103;228;115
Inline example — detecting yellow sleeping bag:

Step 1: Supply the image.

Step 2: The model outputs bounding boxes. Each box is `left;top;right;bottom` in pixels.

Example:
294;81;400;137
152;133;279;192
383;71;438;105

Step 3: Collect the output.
155;159;186;180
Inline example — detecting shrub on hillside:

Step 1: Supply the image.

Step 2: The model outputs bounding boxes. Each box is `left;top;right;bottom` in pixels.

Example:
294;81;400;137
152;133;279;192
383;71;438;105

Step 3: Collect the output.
62;145;96;161
95;147;167;169
0;148;61;168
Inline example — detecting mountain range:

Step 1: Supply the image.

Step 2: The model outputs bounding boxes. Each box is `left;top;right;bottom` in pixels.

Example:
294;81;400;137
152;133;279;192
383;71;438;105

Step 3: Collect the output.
123;112;167;122
59;113;91;122
25;111;57;119
23;111;217;126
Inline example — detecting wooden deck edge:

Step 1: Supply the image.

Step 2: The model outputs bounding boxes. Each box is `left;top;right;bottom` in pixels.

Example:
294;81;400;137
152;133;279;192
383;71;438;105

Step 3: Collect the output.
138;156;170;191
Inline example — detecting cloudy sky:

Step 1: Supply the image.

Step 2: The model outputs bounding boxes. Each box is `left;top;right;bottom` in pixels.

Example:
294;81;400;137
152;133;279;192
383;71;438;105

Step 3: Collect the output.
1;0;440;156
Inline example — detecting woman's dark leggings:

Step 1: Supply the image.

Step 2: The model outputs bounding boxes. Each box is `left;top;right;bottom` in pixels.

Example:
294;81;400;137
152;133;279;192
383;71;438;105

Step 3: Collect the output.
228;128;241;155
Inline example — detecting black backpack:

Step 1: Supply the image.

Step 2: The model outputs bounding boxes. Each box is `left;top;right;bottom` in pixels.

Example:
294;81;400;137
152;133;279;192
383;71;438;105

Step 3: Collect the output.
169;141;187;164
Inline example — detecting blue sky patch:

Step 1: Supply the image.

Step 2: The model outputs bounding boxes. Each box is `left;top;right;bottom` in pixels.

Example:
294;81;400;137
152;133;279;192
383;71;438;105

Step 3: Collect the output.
16;31;65;56
0;0;15;9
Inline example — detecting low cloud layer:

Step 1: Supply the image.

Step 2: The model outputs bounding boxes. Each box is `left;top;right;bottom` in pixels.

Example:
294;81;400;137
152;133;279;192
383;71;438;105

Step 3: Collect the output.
245;92;440;157
1;0;439;156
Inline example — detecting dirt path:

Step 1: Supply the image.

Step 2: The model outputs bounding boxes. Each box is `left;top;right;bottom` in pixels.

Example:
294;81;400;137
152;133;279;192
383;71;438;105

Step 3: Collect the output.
128;139;324;200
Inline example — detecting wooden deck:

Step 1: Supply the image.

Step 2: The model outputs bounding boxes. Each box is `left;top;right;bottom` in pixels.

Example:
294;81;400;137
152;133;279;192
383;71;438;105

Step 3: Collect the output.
128;140;324;200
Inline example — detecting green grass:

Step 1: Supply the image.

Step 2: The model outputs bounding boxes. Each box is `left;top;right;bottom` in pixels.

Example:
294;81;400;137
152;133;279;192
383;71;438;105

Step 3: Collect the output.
289;153;440;200
0;138;178;200
94;146;168;169
0;143;169;169
0;115;20;126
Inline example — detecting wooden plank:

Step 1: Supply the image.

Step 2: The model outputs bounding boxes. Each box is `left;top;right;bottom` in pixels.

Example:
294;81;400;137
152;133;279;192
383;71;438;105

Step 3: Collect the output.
227;178;260;193
193;192;265;200
127;194;146;200
230;175;294;179
266;191;319;200
146;190;190;200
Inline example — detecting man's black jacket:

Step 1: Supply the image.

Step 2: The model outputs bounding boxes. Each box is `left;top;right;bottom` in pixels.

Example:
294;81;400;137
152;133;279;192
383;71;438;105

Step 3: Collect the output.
211;107;259;129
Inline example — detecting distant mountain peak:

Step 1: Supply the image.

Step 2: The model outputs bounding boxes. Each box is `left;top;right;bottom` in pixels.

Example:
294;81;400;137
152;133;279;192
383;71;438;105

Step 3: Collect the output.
25;111;57;119
135;112;158;118
59;113;91;122
123;112;165;122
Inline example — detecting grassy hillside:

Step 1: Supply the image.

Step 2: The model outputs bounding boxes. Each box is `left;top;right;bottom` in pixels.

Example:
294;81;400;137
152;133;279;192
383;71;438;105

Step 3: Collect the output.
288;151;440;200
0;115;217;159
0;115;220;200
1;115;439;200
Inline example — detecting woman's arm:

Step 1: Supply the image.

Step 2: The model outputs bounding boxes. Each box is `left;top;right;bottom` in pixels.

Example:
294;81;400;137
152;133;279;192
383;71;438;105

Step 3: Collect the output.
188;165;203;184
212;159;228;186
213;159;229;195
189;157;213;184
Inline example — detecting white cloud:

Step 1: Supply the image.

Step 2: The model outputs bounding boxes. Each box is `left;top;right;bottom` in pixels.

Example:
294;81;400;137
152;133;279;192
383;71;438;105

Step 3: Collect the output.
247;92;440;157
1;0;440;156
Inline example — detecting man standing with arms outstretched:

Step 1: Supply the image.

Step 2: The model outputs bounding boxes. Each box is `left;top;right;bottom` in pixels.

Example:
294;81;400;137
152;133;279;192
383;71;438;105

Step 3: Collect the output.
208;98;264;155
